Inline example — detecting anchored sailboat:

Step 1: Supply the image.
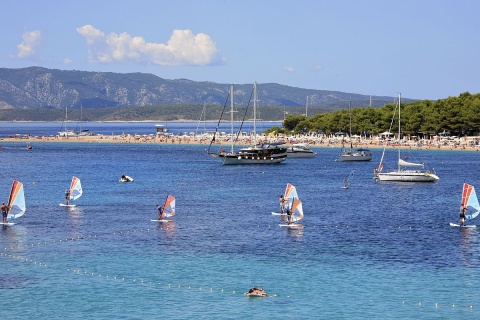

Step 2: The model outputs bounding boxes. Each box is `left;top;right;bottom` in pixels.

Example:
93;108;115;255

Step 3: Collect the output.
209;83;287;165
450;183;479;228
375;94;439;182
60;176;83;207
58;106;78;137
339;101;372;161
152;195;176;222
2;180;26;225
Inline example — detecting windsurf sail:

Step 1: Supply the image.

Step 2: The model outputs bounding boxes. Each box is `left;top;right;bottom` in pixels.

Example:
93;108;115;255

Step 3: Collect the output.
289;198;304;223
7;180;25;220
344;170;355;188
461;183;480;221
69;176;83;201
162;195;176;218
284;183;298;206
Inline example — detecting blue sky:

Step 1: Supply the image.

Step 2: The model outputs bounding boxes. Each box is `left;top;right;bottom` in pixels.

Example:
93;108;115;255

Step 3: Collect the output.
1;0;479;100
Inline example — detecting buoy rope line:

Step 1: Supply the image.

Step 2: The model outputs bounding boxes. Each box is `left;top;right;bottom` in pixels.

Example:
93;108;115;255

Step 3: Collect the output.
0;250;477;308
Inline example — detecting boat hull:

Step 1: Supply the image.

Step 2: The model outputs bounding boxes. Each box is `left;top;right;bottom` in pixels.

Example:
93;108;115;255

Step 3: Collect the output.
287;151;316;158
286;145;317;158
219;153;286;165
340;149;373;161
376;171;439;182
340;154;372;161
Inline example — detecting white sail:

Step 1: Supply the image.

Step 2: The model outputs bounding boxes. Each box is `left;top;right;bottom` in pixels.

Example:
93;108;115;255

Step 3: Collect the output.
69;176;83;201
162;195;176;218
7;180;25;220
398;159;424;167
290;198;304;223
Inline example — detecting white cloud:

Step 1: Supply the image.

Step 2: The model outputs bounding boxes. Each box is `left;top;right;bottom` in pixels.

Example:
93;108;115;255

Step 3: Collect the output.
284;66;295;73
76;25;223;66
313;64;323;71
64;58;72;64
17;30;42;58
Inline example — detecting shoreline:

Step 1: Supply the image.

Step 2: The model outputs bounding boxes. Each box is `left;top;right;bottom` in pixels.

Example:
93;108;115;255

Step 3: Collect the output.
1;134;479;152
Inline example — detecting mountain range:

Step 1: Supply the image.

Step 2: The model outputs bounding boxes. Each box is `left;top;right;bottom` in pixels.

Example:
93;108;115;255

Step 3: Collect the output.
0;67;410;112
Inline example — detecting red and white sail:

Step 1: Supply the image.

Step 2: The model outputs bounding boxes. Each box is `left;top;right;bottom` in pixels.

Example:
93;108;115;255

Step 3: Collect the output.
7;180;26;220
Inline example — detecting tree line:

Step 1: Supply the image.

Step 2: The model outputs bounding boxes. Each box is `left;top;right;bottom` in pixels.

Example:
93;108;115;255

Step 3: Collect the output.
268;92;480;137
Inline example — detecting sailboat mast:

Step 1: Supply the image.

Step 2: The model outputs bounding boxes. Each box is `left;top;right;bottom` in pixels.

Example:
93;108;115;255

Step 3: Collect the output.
306;96;308;117
230;84;234;154
397;93;401;172
253;82;257;145
65;107;68;131
349;101;353;150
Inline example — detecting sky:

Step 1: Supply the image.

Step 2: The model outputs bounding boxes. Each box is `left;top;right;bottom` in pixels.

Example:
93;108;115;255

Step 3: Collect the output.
1;0;479;100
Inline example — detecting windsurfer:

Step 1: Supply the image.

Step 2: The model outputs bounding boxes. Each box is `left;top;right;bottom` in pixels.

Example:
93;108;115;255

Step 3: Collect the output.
279;195;285;214
460;205;467;226
65;189;71;205
157;204;164;220
1;202;8;223
286;206;293;224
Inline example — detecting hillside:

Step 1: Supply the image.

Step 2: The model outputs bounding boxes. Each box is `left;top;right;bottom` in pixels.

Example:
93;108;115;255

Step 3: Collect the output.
0;66;405;105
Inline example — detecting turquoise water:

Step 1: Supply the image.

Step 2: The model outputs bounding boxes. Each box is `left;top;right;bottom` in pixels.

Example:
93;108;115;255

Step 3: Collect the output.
1;140;480;319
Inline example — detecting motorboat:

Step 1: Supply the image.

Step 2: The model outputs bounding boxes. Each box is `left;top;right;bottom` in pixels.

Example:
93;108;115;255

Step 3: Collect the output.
286;143;317;158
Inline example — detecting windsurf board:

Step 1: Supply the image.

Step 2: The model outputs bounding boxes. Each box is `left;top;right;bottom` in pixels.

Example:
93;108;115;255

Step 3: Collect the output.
450;222;477;228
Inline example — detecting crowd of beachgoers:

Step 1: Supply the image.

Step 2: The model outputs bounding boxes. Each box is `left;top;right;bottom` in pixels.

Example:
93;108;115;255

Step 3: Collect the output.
2;131;480;151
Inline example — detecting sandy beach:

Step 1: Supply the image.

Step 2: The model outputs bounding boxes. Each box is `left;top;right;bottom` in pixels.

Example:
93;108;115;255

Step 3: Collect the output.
1;132;479;152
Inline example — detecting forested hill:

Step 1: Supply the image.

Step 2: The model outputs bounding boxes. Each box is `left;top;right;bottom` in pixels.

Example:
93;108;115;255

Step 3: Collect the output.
0;66;404;112
280;92;480;137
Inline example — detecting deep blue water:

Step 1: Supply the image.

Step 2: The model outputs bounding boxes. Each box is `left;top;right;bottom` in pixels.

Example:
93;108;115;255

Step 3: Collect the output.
1;135;480;319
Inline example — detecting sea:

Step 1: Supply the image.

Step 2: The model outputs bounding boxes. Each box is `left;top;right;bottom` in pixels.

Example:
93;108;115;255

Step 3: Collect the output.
1;122;480;319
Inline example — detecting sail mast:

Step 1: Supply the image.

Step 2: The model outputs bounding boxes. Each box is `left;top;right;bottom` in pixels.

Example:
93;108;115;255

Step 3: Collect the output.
306;96;308;117
230;84;234;154
397;93;401;172
349;100;353;150
253;82;257;145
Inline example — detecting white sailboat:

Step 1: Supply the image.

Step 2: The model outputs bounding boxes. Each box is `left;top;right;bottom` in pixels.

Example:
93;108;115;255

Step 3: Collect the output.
58;106;78;137
1;180;26;225
152;195;176;222
60;176;83;207
450;183;479;228
376;94;439;182
339;101;373;161
211;83;287;165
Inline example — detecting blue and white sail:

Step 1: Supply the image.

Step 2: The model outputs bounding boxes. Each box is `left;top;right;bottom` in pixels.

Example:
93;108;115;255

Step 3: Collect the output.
462;183;480;221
